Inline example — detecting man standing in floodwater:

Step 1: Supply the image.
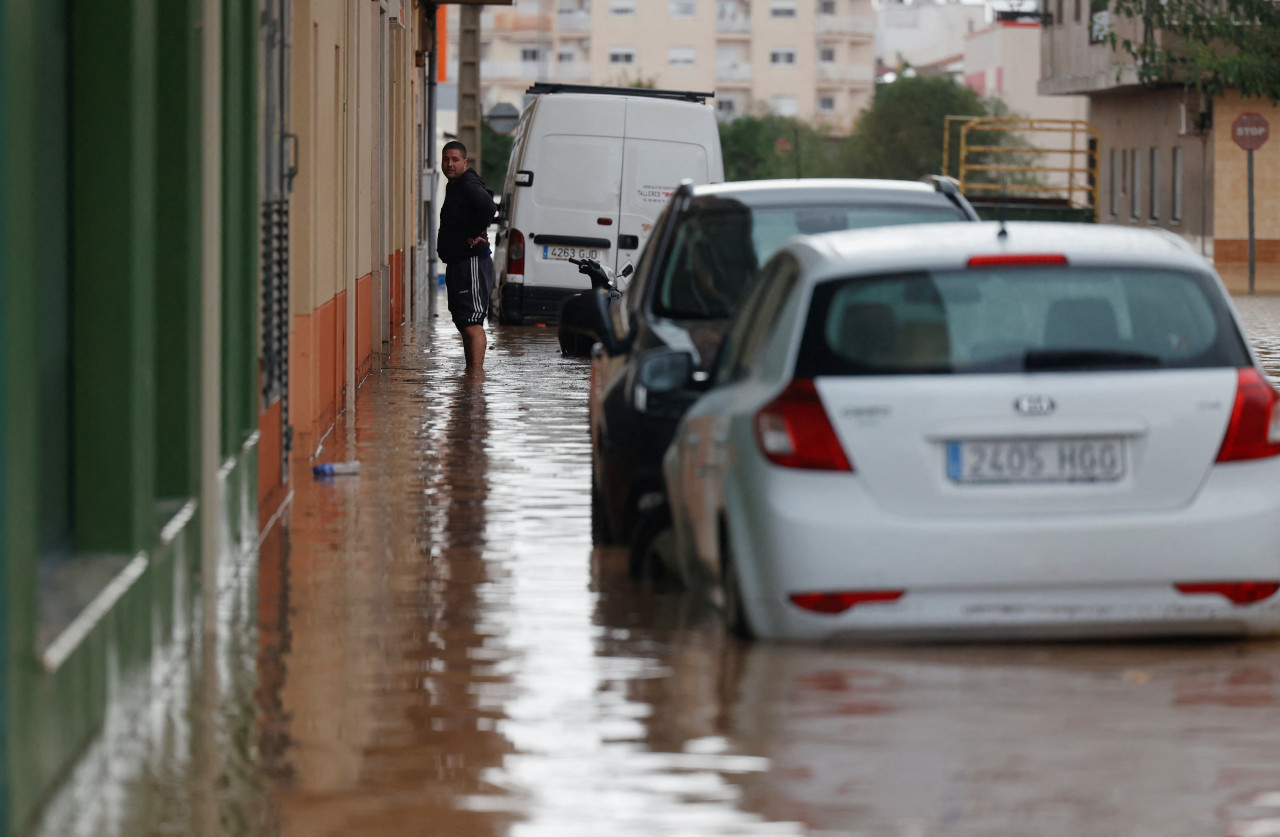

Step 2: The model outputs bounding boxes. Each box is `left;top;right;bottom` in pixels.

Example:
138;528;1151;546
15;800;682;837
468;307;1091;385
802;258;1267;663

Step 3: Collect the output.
438;140;496;370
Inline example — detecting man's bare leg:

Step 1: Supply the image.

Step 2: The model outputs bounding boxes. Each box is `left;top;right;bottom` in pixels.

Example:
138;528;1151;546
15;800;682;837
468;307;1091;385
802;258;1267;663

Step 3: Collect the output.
462;324;487;369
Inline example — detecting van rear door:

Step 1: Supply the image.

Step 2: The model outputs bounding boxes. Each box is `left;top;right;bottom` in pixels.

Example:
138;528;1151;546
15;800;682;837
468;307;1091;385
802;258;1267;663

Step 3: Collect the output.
617;98;717;277
526;97;625;290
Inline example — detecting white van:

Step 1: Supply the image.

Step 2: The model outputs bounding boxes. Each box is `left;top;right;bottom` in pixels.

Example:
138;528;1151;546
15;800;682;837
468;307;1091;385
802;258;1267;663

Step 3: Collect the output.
492;83;724;325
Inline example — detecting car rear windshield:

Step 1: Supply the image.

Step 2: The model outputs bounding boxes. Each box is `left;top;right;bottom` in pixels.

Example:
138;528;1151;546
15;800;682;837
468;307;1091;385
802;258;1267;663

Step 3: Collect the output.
795;266;1251;377
653;200;969;320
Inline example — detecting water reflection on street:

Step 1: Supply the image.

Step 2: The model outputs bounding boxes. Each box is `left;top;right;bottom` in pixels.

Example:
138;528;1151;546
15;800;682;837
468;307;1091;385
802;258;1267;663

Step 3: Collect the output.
34;293;1280;837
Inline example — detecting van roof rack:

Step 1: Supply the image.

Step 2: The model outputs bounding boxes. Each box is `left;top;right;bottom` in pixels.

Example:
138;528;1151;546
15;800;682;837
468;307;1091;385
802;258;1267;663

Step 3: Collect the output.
525;82;714;104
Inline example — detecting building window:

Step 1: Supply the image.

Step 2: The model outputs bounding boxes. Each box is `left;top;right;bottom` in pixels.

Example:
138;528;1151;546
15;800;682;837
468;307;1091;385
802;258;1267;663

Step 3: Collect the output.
1055;0;1063;24
770;95;798;116
609;47;636;65
771;48;797;65
819;0;837;13
670;0;697;16
1149;146;1159;219
521;47;541;62
718;98;737;116
1074;0;1082;23
558;50;575;63
770;1;798;17
1172;146;1183;221
1109;148;1118;216
610;0;637;16
1130;148;1140;219
819;46;835;62
669;46;697;66
817;94;836;112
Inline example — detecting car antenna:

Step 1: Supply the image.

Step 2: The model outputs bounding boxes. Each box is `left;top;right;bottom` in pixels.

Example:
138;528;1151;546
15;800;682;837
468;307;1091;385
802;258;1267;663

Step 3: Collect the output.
997;173;1009;239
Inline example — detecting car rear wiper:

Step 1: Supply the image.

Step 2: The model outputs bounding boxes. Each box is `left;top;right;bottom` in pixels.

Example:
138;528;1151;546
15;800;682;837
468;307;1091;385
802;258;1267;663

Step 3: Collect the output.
1022;349;1162;371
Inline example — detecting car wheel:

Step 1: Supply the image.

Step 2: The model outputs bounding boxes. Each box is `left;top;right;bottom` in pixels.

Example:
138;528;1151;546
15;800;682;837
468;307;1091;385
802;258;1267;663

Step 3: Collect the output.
719;524;755;641
497;301;522;326
629;504;674;583
591;467;616;547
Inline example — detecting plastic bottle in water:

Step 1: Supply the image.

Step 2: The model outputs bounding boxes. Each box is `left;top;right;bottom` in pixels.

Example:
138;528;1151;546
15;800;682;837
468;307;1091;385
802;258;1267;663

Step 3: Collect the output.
312;461;361;477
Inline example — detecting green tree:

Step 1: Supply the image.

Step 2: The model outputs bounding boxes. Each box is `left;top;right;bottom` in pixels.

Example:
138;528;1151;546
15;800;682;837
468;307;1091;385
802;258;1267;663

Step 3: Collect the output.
840;75;989;181
1106;0;1280;103
480;119;513;189
717;113;840;181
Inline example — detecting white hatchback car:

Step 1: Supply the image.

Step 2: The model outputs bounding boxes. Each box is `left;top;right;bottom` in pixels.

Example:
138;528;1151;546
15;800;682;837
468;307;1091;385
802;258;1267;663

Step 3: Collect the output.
663;221;1280;642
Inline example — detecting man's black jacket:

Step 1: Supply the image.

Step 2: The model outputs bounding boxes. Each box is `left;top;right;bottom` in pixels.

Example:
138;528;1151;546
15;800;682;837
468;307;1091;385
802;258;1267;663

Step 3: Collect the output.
437;168;494;264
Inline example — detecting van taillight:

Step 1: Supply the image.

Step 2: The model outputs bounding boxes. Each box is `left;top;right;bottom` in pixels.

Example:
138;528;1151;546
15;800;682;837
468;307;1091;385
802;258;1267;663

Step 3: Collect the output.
754;379;853;471
507;229;525;276
1215;367;1280;462
1174;581;1280;605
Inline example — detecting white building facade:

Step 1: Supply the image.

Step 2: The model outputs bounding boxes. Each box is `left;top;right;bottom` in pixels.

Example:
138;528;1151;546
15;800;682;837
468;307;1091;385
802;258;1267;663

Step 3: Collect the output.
461;0;876;135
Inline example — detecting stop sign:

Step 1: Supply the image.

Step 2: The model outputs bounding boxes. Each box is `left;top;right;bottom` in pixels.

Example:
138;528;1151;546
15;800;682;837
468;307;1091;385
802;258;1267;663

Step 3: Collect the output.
1232;112;1270;151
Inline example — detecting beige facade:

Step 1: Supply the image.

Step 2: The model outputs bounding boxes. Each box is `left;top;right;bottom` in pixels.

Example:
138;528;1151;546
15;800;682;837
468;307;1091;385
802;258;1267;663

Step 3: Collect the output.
466;0;876;135
962;20;1089;196
287;1;423;458
1212;92;1280;267
964;21;1087;124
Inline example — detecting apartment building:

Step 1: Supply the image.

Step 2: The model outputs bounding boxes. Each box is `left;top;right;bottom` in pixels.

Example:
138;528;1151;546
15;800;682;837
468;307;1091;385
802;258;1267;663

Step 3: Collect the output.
1039;5;1280;273
463;0;876;135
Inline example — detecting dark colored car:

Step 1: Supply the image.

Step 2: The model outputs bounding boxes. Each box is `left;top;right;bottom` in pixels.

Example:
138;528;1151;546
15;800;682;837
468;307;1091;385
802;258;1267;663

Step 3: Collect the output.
582;177;981;555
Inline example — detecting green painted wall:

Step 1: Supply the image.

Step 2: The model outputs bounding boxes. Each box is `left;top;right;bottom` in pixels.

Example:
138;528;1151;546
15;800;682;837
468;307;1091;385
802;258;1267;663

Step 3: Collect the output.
0;0;41;831
0;0;262;832
154;0;205;503
71;0;158;555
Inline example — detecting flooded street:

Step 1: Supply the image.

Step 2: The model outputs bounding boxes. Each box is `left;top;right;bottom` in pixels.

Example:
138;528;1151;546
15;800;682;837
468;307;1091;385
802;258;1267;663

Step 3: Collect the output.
35;293;1280;837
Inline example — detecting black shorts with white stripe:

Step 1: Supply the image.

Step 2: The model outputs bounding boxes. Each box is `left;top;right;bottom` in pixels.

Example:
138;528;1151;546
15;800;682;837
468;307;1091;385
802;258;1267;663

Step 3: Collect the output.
444;254;495;332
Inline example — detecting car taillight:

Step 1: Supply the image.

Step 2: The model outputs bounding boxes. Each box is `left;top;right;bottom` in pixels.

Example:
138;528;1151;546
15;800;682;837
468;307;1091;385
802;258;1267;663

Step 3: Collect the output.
1215;367;1280;462
790;590;904;614
1174;581;1280;606
507;228;525;276
754;379;853;471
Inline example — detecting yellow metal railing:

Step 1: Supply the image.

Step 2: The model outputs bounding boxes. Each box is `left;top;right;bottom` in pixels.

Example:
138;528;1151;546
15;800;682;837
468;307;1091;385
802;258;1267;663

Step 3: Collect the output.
942;116;1100;211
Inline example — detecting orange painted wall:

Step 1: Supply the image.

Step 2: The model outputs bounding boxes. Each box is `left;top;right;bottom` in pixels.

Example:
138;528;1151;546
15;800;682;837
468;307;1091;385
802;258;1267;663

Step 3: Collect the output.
258;397;285;530
288;289;346;459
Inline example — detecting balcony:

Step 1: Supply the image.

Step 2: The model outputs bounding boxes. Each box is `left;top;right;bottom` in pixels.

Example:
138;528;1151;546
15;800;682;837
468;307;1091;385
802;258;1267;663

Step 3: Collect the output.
816;15;875;38
815;63;875;84
482;60;591;83
557;9;590;32
715;62;753;82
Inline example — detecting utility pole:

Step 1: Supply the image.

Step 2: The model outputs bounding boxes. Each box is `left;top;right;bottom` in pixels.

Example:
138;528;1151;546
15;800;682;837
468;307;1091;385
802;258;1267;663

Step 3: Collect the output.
458;5;482;174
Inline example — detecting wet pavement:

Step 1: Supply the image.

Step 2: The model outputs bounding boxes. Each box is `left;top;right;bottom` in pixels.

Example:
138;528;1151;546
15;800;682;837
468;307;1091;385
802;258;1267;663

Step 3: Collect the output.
32;292;1280;837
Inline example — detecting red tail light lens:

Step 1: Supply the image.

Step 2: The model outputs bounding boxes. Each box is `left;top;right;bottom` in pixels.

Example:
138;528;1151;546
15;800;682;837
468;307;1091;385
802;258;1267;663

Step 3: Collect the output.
1215;367;1280;462
755;379;853;471
507;228;525;276
790;590;904;614
1174;581;1280;606
967;253;1068;268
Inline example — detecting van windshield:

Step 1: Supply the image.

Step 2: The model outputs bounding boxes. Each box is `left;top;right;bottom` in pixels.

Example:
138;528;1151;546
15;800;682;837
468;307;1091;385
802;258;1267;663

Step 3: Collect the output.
653;200;968;320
